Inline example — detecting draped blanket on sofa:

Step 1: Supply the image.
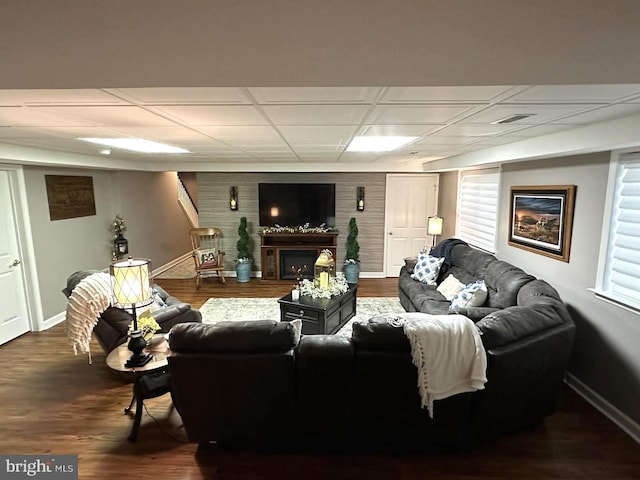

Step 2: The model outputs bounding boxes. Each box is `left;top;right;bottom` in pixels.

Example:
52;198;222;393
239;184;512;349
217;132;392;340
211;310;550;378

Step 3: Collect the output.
396;312;487;418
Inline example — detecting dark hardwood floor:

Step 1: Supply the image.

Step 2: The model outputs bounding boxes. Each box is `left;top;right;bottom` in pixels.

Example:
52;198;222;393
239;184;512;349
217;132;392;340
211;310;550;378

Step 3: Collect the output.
1;277;638;479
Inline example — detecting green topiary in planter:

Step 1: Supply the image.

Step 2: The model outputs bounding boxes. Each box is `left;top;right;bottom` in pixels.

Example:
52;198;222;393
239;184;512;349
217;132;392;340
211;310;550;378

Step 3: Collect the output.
236;216;252;282
344;217;360;283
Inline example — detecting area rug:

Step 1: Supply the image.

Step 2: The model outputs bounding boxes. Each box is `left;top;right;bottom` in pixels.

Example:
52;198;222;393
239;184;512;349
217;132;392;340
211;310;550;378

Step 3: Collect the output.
155;259;196;279
198;296;405;337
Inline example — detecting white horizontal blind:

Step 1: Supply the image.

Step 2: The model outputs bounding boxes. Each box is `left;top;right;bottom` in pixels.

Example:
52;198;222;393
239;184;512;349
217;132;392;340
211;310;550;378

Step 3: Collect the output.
457;169;500;253
603;158;640;307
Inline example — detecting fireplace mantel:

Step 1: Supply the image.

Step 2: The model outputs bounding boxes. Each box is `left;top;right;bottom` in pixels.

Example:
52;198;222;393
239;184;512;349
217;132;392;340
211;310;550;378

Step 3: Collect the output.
260;232;338;280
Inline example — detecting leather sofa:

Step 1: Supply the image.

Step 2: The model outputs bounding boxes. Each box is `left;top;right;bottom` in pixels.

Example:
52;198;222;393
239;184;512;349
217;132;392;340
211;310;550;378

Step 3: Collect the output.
168;268;575;452
63;270;202;353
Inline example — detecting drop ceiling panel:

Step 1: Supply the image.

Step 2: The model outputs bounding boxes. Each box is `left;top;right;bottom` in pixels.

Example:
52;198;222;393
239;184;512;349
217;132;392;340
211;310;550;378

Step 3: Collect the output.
0;107;84;127
413;135;479;146
459;104;600;125
0;89;127;106
148;105;268;126
195;125;281;140
357;125;439;136
366;105;475;124
39;106;177;127
508;84;640;102
550;104;640;125
261;105;368;125
16;126;128;139
249;87;381;104
108;126;215;142
278;126;356;145
432;124;522;137
380;86;516;103
111;87;251;104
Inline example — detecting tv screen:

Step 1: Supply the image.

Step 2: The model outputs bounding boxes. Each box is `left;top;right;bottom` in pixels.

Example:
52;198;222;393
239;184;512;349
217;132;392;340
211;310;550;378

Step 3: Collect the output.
259;183;336;227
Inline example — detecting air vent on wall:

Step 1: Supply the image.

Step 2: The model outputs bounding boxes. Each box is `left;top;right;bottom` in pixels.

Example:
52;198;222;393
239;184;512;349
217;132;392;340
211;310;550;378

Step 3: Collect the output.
491;114;536;125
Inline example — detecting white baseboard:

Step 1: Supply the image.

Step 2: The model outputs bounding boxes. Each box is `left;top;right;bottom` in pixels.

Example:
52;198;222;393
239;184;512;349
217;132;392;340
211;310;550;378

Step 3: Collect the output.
41;311;66;331
566;372;640;444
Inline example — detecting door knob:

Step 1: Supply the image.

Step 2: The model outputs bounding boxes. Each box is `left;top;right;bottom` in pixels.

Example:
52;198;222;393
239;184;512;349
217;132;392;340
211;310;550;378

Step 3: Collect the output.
389;232;393;235
10;259;21;267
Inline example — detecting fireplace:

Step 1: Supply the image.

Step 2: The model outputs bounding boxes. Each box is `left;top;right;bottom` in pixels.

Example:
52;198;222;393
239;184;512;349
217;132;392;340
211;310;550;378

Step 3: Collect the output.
279;250;316;280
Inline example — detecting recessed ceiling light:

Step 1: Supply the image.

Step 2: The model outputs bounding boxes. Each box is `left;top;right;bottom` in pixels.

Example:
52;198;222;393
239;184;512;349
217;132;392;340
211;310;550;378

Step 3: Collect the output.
346;136;418;152
78;137;189;154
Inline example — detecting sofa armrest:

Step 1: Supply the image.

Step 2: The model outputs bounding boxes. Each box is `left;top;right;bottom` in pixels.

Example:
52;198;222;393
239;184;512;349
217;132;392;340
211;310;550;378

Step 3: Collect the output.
475;304;571;351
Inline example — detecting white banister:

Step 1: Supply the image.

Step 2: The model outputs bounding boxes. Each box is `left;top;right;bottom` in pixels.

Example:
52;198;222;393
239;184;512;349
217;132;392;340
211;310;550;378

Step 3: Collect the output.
177;175;198;228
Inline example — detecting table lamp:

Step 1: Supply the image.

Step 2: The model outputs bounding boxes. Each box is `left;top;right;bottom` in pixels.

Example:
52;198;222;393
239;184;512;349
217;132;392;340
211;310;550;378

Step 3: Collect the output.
110;257;154;368
427;215;444;251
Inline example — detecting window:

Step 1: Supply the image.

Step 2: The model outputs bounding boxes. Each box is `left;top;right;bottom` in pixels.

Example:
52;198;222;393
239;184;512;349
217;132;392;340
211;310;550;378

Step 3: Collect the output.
597;153;640;310
457;168;500;253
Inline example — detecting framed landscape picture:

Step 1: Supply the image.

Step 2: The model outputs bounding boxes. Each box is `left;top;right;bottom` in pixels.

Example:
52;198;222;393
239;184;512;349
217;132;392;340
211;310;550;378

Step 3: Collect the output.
508;185;577;262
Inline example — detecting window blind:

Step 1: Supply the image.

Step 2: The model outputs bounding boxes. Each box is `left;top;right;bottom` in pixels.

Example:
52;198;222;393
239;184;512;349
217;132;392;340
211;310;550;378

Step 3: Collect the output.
457;169;500;253
603;159;640;307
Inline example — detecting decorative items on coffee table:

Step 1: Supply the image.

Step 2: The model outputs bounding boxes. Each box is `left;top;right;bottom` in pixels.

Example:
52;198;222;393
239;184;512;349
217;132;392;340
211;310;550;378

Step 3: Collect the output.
235;216;252;283
343;217;360;283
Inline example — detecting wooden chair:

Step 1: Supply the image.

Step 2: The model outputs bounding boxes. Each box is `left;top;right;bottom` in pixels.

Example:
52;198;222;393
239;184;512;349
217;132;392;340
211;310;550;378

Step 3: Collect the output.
189;227;226;287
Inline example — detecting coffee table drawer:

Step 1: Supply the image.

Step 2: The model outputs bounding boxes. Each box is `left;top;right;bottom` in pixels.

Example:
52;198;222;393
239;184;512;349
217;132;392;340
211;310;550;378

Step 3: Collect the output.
282;307;320;322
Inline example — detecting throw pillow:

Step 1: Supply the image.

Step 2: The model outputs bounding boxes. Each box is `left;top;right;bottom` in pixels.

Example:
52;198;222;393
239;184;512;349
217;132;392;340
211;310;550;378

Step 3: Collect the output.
404;256;418;273
410;253;444;285
449;279;488;311
150;288;167;312
436;274;466;300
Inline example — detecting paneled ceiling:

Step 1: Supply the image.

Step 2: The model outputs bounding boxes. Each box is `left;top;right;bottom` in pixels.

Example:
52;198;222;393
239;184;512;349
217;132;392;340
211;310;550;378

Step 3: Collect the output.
3;1;640;171
2;84;640;169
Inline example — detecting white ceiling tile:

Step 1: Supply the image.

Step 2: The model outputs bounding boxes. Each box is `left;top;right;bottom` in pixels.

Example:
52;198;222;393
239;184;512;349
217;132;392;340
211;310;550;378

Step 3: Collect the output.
413;136;478;147
550;104;640;125
432;124;521;136
508;84;640;102
249;87;381;104
108;126;213;141
148;105;268;126
357;125;440;136
17;126;128;139
195;125;281;140
0;89;128;106
380;86;515;103
0;107;84;127
261;105;368;125
366;105;475;124
505;124;580;137
39;106;177;127
111;87;251;104
459;104;600;125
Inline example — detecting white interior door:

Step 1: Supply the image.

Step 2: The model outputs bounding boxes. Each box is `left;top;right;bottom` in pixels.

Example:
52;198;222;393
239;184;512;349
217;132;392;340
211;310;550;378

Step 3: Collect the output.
384;174;439;276
0;170;30;345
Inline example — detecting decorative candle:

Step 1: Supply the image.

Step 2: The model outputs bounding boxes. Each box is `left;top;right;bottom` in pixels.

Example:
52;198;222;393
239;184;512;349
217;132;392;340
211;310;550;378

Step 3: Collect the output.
292;289;300;301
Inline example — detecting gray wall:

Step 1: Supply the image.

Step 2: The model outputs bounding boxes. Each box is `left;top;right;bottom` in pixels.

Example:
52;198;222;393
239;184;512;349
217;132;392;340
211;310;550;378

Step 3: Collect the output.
497;153;640;428
197;172;386;274
23;167;192;320
437;171;458;240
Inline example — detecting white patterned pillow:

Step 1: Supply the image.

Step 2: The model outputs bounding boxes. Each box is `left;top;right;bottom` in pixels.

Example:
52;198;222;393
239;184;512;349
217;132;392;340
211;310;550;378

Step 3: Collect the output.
436;274;466;300
449;279;488;311
410;253;444;285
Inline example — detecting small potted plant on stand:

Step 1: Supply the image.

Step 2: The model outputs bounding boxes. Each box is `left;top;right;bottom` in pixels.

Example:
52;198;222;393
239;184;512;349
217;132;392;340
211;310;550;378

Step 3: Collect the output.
343;217;360;283
236;216;252;283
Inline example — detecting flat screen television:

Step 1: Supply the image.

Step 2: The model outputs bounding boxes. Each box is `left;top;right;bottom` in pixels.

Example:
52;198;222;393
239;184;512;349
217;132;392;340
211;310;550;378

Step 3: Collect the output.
259;183;336;227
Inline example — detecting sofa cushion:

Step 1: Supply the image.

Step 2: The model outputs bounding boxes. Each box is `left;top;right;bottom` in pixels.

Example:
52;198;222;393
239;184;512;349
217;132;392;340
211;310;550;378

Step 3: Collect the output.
351;316;411;352
169;320;298;353
483;261;536;309
436;274;465;300
450;279;488;311
411;252;444;285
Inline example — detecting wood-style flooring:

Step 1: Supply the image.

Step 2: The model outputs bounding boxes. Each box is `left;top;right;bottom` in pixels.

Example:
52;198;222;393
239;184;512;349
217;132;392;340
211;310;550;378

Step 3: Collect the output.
0;277;638;479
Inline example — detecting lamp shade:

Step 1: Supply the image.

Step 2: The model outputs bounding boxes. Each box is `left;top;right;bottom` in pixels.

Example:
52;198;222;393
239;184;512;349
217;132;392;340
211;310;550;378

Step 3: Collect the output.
427;215;443;236
110;257;152;307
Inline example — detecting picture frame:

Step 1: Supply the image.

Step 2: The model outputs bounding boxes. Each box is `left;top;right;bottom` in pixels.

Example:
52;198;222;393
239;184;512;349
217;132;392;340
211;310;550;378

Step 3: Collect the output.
508;185;577;262
45;175;96;221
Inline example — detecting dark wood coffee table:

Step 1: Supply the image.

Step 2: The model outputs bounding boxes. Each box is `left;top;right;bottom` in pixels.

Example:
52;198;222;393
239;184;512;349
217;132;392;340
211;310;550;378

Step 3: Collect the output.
278;284;358;335
106;335;172;442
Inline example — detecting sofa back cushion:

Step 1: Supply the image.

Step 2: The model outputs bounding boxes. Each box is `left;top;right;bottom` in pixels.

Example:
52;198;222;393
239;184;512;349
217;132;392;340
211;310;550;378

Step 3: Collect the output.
443;246;494;286
483;260;536;309
169;320;298;354
351;316;411;353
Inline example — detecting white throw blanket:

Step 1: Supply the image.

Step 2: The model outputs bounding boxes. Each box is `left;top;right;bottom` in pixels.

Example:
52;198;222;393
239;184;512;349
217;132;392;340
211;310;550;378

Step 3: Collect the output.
398;312;487;418
65;272;112;363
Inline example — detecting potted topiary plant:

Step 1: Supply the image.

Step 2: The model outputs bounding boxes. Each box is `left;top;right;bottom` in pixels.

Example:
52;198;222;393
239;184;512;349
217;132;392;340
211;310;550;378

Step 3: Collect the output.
235;216;252;283
343;217;360;283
